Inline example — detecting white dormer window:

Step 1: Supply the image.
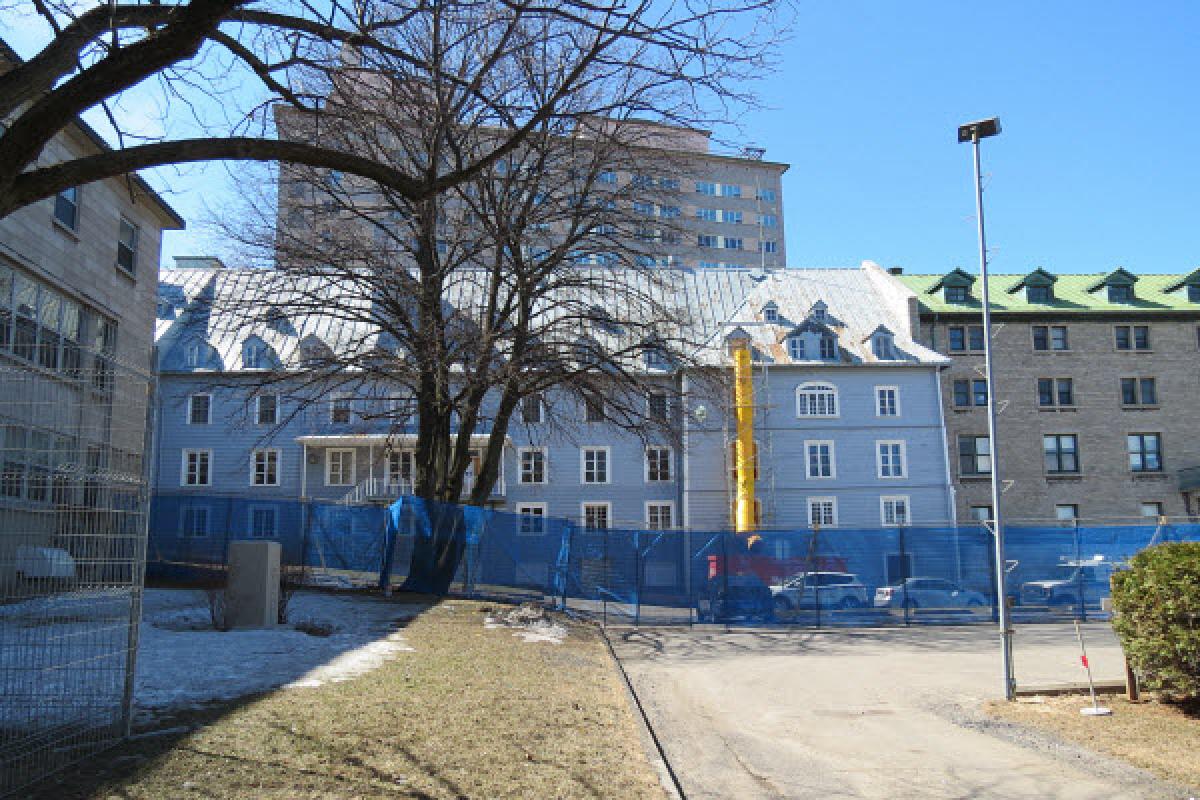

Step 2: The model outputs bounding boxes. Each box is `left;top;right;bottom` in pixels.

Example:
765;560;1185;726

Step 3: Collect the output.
762;303;779;323
819;334;837;360
243;339;268;369
185;341;203;368
796;382;838;418
872;335;895;360
810;301;828;321
787;335;805;360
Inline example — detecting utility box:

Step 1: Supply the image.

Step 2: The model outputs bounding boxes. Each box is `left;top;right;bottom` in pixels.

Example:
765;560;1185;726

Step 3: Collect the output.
226;541;280;629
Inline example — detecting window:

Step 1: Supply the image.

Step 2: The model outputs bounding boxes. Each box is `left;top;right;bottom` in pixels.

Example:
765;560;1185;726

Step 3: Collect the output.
387;451;414;488
953;379;987;407
877;441;906;478
647;392;669;422
808;497;837;527
1033;325;1069;351
1055;504;1078;522
582;502;610;530
762;304;779;323
326;449;355;486
1128;434;1162;473
1037;378;1074;407
697;234;718;248
117;218;139;274
252;449;279;485
759;213;778;227
243;339;270;369
759;241;778;254
1027;285;1051;303
1114;325;1151;351
756;188;777;202
646;502;673;530
959;435;991;475
517;503;547;535
872;335;895;360
722;237;743;250
787;335;805;360
1043;434;1079;474
184;341;204;368
806;441;835;479
181;507;209;538
188;394;211;425
659;177;681;191
256;394;278;425
876;386;899;417
696;181;717;195
719;183;742;197
54;187;79;230
819;334;837;360
1121;377;1157;406
581;447;609;484
521;394;544;424
598;170;618;185
947;325;985;351
720;209;743;224
584;395;604;422
1108;284;1133;303
182;450;211;486
945;286;968;303
1141;501;1163;519
659;205;681;218
250;507;277;538
696;207;718;222
330;395;352;424
970;505;993;523
796;383;838;417
646;447;671;482
519;448;547;484
1189;285;1200;303
881;496;910;527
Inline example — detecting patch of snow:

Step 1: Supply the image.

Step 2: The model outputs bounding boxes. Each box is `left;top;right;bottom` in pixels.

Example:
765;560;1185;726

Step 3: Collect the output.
483;602;567;645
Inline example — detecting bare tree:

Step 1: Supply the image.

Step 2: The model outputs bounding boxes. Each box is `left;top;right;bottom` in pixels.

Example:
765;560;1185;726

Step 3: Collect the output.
202;21;752;589
0;0;778;219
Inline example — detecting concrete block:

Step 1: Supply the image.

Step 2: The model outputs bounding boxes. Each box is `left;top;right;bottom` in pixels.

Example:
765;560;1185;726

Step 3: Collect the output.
226;540;281;629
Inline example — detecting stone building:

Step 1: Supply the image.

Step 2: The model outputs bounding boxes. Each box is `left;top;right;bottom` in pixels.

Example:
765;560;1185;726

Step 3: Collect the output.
898;267;1200;524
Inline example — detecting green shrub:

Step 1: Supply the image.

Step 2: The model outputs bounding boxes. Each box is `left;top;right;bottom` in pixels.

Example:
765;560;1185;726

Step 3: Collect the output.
1111;542;1200;700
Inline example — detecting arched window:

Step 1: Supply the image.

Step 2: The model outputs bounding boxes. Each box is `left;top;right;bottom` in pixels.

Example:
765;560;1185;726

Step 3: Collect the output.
786;335;805;360
796;382;838;418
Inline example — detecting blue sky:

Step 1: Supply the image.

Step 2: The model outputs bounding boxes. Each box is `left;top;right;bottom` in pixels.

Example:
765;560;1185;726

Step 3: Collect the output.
5;2;1199;275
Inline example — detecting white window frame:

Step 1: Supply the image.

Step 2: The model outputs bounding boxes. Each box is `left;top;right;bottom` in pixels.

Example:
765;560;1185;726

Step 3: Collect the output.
645;446;672;483
255;394;278;426
518;447;548;485
580;446;611;484
876;440;907;479
795;382;839;418
1140;501;1163;519
387;450;414;488
645;501;675;530
187;393;211;425
180;505;210;538
326;448;355;486
786;335;804;360
805;440;836;479
329;394;352;425
116;216;139;275
180;449;212;487
516;502;548;535
881;495;911;527
54;186;79;230
248;506;278;538
807;497;837;527
875;385;900;417
581;501;612;530
251;448;280;486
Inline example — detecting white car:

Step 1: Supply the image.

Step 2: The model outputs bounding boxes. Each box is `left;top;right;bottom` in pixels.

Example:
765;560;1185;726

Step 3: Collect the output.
771;571;869;612
874;577;987;610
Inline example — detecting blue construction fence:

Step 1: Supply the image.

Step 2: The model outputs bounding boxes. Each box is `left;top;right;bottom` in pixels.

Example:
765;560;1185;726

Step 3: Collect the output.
146;491;1200;627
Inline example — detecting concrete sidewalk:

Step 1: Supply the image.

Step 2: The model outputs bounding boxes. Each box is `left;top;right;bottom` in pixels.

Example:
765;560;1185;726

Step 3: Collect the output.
610;624;1186;800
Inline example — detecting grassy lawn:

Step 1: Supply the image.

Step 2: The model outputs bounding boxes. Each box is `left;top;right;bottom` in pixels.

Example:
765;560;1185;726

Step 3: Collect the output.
988;694;1200;790
31;599;665;799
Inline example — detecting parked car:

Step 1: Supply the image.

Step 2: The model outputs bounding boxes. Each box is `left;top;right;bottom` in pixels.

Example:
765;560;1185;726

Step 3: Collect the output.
1019;558;1116;610
874;577;988;610
696;574;774;622
771;571;869;612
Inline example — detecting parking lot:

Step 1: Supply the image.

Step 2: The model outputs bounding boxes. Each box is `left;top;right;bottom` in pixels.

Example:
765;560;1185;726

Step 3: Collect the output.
609;623;1182;800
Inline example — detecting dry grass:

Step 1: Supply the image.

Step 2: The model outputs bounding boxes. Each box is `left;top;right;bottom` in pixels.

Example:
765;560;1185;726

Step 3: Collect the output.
31;599;665;799
988;693;1200;790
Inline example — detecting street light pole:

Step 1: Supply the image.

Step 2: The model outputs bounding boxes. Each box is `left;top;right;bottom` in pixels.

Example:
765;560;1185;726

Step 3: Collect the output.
958;116;1014;701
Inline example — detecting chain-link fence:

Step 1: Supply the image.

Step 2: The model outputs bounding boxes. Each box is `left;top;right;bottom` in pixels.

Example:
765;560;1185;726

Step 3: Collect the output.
147;491;1200;630
0;362;153;796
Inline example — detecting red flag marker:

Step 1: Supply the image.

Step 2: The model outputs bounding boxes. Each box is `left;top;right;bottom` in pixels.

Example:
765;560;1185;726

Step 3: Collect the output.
1080;655;1089;668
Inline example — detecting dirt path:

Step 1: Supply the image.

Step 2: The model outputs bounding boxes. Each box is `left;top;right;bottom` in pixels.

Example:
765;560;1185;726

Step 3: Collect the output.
610;624;1184;800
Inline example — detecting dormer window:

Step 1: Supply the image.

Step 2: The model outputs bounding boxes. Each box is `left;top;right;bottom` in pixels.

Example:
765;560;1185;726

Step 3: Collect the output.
762;302;779;323
184;341;203;368
1027;285;1052;303
1108;284;1133;303
810;301;828;321
787;335;805;360
872;335;895;360
243;338;275;370
819;334;837;360
945;286;968;304
1190;284;1200;303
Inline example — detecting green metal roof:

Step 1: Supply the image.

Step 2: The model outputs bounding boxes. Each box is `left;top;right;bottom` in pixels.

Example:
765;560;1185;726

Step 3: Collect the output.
898;271;1200;314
